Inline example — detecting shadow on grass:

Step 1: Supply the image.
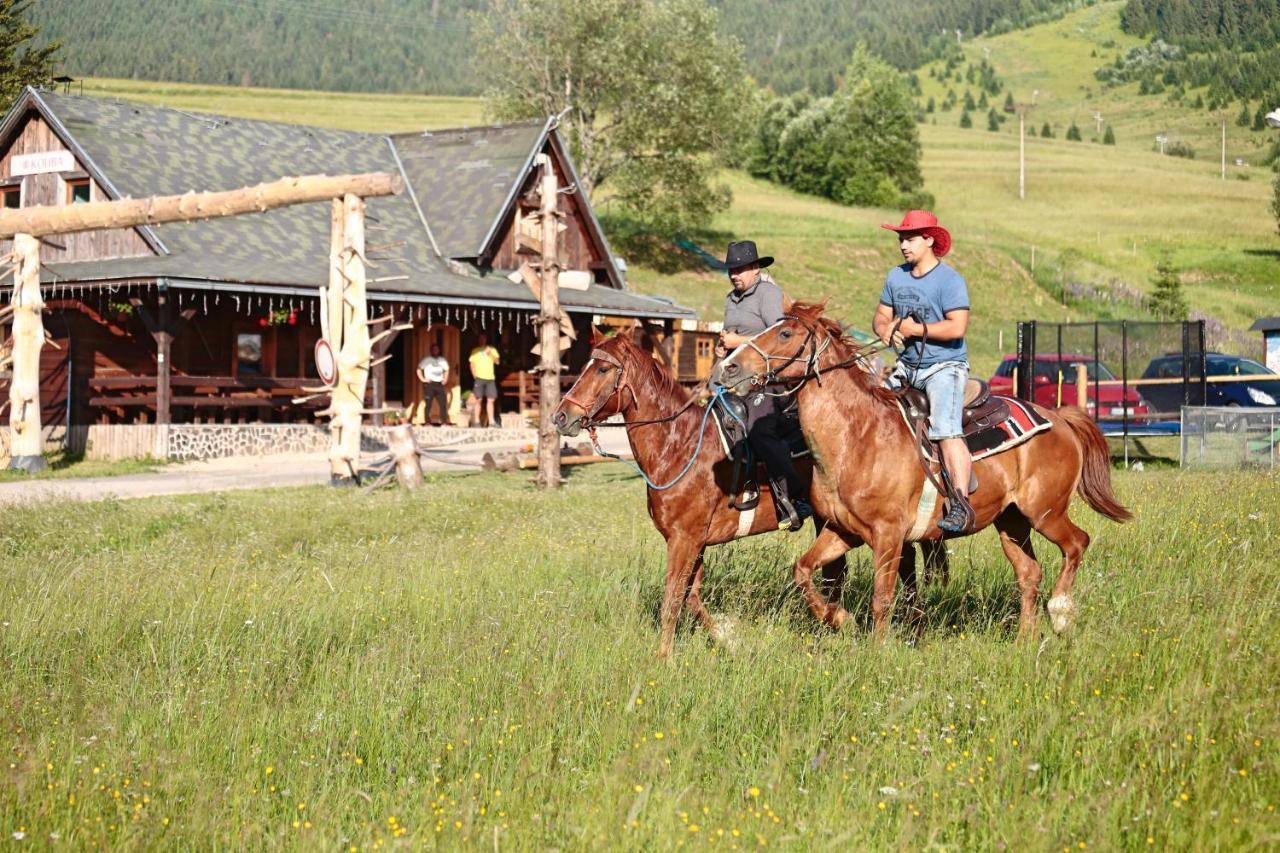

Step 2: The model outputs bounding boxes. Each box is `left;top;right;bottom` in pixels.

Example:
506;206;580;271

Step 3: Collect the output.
0;448;170;481
1242;248;1280;261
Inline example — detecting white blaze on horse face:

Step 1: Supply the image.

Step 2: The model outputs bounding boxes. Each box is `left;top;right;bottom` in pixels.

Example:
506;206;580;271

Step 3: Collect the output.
1047;594;1077;634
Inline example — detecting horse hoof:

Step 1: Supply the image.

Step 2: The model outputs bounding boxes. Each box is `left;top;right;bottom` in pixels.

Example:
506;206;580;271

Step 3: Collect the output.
709;615;741;652
1047;595;1077;634
830;608;849;631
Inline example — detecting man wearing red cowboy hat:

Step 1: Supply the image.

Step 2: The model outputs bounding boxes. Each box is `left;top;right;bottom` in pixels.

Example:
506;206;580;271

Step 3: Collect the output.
716;240;813;531
872;210;974;534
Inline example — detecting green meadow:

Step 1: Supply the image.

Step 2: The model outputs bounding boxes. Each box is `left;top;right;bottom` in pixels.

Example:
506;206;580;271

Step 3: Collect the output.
1;466;1276;848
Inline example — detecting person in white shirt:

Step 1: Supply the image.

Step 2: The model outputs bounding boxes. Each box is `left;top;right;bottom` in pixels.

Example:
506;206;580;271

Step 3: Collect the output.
416;343;451;426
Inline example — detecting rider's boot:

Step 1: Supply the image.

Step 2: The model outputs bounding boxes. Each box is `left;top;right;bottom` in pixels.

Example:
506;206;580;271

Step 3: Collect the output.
937;492;976;534
770;476;813;532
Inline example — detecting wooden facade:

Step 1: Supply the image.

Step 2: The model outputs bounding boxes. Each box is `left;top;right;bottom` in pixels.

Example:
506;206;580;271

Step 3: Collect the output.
0;90;693;440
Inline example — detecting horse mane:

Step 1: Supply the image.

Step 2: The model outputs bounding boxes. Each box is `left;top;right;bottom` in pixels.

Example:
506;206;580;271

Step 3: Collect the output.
788;301;898;406
602;331;691;404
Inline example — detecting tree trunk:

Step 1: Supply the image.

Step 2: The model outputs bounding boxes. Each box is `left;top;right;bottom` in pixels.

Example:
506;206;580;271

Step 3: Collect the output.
536;154;561;489
8;233;46;472
0;173;401;239
326;194;372;485
386;423;424;489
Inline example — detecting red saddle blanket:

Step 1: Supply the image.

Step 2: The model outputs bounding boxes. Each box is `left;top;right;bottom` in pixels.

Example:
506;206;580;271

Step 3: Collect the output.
904;396;1053;464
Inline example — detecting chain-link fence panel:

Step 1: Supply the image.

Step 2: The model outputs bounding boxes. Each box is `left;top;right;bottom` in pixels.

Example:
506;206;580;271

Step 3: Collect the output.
1181;406;1280;469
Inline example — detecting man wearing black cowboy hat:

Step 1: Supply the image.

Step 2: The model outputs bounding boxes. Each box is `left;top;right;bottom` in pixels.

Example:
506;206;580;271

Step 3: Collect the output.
716;240;813;531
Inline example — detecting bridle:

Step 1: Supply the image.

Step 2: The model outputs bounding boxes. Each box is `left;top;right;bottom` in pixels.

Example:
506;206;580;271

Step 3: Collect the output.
733;314;902;397
561;347;633;428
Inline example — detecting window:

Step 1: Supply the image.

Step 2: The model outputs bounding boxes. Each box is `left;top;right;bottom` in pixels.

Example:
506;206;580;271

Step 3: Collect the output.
66;178;91;204
696;338;712;359
1;186;19;209
236;333;263;376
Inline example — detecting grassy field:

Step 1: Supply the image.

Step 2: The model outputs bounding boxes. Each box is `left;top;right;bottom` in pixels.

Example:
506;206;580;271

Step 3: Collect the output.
1;465;1277;848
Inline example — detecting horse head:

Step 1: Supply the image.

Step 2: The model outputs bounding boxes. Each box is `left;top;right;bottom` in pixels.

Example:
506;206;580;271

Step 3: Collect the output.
713;301;836;396
554;326;634;437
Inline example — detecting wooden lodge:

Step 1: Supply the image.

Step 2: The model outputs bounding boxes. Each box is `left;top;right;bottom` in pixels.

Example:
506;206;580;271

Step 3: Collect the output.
0;87;694;443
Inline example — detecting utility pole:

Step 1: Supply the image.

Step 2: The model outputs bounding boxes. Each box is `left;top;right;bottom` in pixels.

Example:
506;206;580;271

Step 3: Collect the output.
1221;117;1227;180
535;153;562;489
1092;111;1104;135
1011;102;1036;200
1155;134;1167;155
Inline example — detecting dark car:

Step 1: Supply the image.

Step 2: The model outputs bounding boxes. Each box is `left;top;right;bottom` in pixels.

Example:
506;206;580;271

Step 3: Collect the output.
1140;353;1280;413
990;354;1148;419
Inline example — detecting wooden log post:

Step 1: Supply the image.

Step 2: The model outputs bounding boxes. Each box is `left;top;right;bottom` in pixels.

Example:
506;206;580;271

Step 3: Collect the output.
535;153;562;489
0;173;402;239
324;193;373;486
8;233;45;472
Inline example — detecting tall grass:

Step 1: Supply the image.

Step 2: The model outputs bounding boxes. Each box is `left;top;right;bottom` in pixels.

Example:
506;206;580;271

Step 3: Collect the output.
2;465;1276;848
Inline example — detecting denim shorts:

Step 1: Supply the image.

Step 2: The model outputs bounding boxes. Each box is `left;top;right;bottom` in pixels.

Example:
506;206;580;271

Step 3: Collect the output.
889;360;969;440
472;378;498;399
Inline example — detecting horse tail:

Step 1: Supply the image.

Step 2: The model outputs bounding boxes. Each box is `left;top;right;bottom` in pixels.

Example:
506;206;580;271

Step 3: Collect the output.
1056;407;1134;523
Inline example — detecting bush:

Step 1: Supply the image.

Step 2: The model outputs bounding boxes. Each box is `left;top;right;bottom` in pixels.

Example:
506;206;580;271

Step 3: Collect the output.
1040;122;1053;138
960;109;973;128
1066;123;1083;141
987;108;1000;131
1166;140;1196;159
1103;126;1116;145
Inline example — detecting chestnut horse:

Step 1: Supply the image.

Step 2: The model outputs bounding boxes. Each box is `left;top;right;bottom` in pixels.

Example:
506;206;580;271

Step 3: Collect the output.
714;302;1133;640
553;329;944;657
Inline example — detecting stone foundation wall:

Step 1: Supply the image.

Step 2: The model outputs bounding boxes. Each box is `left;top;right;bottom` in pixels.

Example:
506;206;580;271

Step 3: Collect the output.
0;423;537;465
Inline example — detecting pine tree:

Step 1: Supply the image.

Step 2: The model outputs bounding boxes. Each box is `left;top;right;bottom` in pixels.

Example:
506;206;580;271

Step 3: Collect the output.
1192;93;1204;109
926;96;935;113
1066;122;1082;141
987;107;1000;131
1237;102;1251;127
0;0;61;107
1149;259;1188;321
963;90;976;111
1040;122;1053;138
959;109;972;129
1103;125;1116;145
1004;92;1015;112
978;91;988;109
1273;166;1280;238
1254;106;1267;132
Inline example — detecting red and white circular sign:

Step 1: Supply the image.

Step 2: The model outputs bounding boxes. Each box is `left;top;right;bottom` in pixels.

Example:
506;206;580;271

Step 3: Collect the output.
314;338;337;386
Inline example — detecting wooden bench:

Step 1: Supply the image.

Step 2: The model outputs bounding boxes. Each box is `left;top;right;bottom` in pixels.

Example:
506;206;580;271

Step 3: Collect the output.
498;370;579;414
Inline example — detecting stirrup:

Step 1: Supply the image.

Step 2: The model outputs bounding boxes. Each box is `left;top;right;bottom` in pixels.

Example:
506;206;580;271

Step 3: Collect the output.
776;496;813;532
732;487;760;511
937;495;975;534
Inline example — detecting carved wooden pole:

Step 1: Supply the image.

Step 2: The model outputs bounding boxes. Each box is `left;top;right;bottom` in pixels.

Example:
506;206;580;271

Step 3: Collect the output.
8;233;45;472
325;193;373;486
535;153;561;489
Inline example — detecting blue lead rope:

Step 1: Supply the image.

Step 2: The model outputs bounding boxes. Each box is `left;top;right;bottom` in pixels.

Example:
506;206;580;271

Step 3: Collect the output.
589;385;744;492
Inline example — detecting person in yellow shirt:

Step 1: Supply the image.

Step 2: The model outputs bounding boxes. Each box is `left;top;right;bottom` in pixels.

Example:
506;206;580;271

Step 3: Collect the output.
468;333;500;428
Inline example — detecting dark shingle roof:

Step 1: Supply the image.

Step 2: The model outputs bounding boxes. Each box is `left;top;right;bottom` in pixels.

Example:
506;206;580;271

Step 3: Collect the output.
20;89;691;320
390;121;546;259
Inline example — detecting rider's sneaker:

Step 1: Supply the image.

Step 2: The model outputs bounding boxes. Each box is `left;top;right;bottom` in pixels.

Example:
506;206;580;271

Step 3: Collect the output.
937;496;974;534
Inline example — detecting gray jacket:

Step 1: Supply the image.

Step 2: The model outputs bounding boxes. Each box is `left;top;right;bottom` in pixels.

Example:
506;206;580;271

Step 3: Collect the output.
723;273;784;335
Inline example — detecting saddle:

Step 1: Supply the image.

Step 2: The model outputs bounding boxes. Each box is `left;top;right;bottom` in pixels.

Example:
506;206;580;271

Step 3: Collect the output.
711;393;809;511
897;378;1011;444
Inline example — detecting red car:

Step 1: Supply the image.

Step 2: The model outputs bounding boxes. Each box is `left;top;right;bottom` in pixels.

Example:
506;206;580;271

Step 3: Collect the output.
990;354;1149;420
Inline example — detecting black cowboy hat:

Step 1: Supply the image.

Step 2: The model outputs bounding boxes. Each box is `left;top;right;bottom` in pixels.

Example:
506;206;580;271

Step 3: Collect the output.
722;240;773;271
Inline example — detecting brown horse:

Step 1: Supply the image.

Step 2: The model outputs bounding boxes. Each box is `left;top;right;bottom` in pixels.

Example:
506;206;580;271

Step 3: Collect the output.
714;302;1133;640
553;329;944;657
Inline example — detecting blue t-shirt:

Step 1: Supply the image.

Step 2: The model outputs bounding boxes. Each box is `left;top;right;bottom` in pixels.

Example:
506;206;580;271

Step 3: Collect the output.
879;261;969;367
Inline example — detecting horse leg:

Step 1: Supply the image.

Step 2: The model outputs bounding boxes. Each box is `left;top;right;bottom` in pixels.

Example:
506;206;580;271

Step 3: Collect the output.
684;551;738;649
794;526;857;630
899;543;926;641
921;539;950;586
657;535;702;659
994;508;1043;641
869;536;906;642
1035;508;1091;634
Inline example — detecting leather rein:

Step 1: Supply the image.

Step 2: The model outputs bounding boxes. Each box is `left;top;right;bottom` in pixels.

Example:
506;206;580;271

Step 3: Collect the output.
561;347;699;431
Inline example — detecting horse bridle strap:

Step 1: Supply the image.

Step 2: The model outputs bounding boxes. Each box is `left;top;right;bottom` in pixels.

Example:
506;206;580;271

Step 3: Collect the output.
563;348;699;429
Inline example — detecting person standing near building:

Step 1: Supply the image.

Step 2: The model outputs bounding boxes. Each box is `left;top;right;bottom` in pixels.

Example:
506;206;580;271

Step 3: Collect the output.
872;210;974;533
469;332;500;428
416;342;450;427
716;240;813;531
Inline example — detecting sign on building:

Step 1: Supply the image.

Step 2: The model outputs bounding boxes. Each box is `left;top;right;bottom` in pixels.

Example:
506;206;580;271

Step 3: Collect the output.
11;150;76;176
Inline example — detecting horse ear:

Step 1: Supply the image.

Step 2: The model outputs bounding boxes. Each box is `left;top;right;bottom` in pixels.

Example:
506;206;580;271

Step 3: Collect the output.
589;324;607;344
782;293;795;313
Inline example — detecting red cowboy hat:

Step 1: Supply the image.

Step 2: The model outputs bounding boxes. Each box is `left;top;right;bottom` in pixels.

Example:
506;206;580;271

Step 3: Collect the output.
881;210;952;258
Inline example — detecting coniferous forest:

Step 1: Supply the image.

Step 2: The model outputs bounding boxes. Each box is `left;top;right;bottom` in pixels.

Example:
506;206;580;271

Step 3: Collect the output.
30;0;1085;96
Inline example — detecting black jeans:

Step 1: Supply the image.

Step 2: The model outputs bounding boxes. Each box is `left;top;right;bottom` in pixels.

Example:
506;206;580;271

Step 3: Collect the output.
746;392;802;497
423;382;449;424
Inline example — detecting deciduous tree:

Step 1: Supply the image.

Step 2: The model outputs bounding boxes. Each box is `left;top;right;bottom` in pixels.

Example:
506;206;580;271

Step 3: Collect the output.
472;0;751;235
0;0;59;107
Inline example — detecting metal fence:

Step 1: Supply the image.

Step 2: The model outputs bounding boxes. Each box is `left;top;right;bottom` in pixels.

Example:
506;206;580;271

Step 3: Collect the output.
1181;406;1280;470
1015;319;1205;425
